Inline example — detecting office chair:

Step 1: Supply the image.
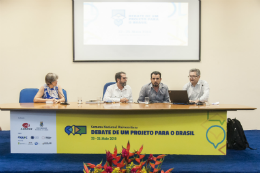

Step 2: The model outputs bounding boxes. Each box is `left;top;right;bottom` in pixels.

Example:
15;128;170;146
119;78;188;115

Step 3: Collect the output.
103;82;116;100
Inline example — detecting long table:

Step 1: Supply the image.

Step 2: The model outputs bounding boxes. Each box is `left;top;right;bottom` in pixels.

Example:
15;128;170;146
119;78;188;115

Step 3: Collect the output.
0;103;256;155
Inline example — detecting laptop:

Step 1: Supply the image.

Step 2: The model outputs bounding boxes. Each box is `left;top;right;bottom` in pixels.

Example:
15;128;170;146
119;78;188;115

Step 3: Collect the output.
168;90;195;104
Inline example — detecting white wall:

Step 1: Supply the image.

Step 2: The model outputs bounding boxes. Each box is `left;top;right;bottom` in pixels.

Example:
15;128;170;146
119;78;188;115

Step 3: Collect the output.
0;0;260;130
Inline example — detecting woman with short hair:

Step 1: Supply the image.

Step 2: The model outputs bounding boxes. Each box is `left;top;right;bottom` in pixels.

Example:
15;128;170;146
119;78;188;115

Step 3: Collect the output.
34;73;65;103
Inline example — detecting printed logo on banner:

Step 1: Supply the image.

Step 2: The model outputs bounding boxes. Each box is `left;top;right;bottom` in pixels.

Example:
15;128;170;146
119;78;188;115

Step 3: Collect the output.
65;125;86;135
22;123;30;128
35;142;38;145
21;123;32;130
18;136;27;139
28;142;33;145
31;136;39;139
18;142;26;145
35;121;48;131
42;136;52;139
42;142;52;145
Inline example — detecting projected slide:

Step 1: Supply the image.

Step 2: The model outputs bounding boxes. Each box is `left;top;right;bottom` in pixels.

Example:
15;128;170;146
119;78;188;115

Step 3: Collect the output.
73;0;200;61
83;2;188;46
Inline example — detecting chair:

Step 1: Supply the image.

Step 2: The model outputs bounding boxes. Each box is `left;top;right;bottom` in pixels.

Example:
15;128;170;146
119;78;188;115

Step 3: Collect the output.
19;88;68;103
62;89;68;102
19;88;39;103
103;82;116;100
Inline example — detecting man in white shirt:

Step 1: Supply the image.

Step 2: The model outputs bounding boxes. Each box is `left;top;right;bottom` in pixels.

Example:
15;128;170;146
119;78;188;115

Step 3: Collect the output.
103;72;133;103
183;68;209;103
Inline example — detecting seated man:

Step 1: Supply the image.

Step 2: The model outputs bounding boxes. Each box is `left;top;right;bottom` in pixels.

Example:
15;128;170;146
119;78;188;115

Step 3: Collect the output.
137;71;169;103
183;68;209;103
103;72;133;103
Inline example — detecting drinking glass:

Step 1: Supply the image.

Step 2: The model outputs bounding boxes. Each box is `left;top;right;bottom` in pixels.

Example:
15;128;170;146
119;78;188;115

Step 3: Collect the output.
97;97;101;104
78;97;82;104
145;97;149;104
206;98;210;106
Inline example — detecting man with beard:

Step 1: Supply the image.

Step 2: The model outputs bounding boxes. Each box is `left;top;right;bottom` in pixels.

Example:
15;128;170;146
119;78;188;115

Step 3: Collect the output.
103;72;133;103
183;68;209;103
137;71;169;103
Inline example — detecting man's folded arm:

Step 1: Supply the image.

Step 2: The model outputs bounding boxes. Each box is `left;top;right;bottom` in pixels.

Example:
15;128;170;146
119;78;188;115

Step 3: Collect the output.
137;86;146;102
199;83;210;102
128;89;133;102
163;87;170;103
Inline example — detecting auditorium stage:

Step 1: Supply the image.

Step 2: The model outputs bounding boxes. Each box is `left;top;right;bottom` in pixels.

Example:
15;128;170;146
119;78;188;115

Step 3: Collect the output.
0;130;259;173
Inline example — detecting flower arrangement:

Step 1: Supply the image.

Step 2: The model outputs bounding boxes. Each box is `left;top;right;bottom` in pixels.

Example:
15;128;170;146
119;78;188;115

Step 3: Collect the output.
83;141;173;173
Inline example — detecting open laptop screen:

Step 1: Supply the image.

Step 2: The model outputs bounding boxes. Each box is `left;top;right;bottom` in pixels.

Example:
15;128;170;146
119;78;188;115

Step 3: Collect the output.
168;90;190;104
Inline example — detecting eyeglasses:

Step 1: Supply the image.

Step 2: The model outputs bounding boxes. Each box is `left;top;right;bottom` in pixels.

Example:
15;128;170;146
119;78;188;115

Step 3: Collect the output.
122;77;128;80
188;76;198;78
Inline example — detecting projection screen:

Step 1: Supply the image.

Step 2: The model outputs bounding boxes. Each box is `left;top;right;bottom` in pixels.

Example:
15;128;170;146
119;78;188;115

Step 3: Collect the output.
73;0;201;62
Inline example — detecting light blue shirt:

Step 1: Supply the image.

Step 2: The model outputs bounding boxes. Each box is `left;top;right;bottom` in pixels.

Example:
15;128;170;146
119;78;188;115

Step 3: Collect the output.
183;80;210;102
137;83;170;103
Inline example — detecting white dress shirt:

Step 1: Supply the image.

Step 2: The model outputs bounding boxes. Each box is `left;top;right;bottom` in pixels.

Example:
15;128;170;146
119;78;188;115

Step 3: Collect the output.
103;84;133;102
183;80;210;102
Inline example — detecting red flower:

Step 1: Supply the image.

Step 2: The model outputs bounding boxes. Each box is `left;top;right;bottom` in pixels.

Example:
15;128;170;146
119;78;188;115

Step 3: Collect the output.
105;166;113;173
165;168;174;173
84;163;89;173
131;167;137;173
156;155;166;159
122;148;129;158
136;145;143;155
106;150;113;166
148;154;154;162
146;154;156;165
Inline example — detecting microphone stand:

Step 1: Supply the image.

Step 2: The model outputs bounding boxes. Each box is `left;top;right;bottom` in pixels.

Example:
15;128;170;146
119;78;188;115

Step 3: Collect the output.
196;84;204;105
48;82;69;105
58;90;70;105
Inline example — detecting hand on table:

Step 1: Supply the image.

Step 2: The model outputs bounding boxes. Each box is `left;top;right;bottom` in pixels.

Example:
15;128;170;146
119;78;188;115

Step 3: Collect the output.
50;99;60;103
120;98;129;103
54;99;60;103
189;100;200;103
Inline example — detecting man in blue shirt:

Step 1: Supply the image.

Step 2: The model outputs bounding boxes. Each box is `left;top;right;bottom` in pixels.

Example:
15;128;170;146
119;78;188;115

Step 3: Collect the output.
137;71;170;103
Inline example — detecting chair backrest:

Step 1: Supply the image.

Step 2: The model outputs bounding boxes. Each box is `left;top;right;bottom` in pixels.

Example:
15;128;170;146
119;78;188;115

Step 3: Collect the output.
19;88;68;103
103;82;116;100
19;88;39;103
62;89;68;102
